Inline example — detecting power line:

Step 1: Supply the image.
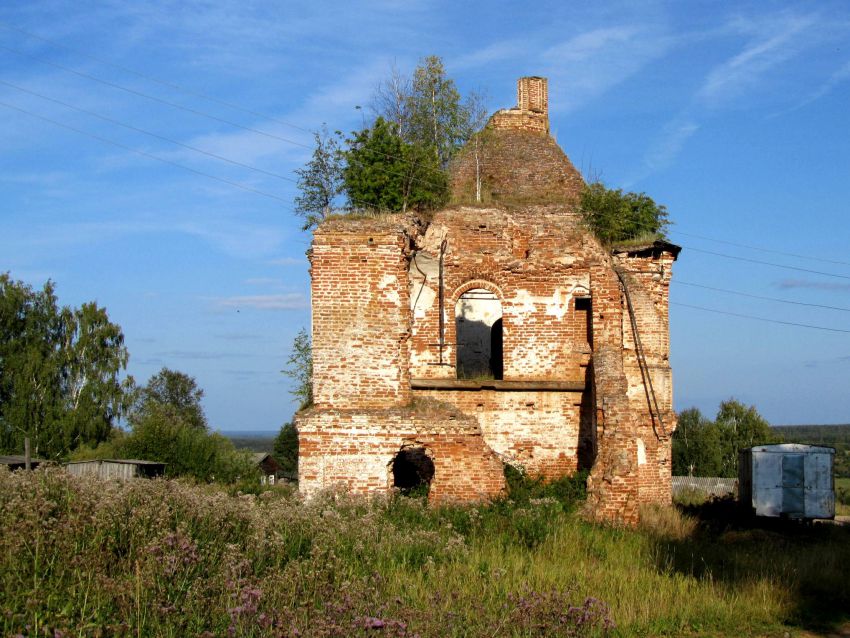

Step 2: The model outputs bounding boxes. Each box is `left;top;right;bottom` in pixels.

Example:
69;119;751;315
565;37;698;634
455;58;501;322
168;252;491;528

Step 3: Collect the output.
3;28;846;271
672;302;850;333
0;42;449;194
673;280;850;312
0;79;299;184
0;99;291;203
0;43;314;148
0;20;314;135
681;245;850;280
0;97;403;217
672;230;850;268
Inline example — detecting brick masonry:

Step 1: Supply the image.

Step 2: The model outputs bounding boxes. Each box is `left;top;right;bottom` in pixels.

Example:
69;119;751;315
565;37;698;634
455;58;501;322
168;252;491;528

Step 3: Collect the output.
297;77;680;525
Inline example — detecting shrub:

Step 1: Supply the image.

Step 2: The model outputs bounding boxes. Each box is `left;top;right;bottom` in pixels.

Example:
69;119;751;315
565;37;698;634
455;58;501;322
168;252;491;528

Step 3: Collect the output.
579;182;668;244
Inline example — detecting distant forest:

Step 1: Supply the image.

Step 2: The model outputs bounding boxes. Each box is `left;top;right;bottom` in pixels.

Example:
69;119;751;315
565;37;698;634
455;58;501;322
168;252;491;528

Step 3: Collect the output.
772;424;850;477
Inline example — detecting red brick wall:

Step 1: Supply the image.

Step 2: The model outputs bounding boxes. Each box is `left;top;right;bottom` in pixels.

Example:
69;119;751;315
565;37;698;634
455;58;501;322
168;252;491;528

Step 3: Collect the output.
413;388;589;478
409;207;594;382
296;405;506;503
450;132;584;205
517;77;548;114
310;218;415;410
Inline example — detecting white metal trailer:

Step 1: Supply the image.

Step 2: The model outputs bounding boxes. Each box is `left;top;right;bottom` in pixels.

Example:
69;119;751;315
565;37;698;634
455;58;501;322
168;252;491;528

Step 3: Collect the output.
738;444;835;519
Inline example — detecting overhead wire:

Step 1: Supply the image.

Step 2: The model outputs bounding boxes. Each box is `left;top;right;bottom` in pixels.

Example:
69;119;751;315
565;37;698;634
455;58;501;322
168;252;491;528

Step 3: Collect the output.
679;245;850;280
673;280;850;313
0;42;451;194
0;95;401;215
5;101;848;336
672;302;850;334
672;230;850;268
0;99;291;203
0;78;299;184
5;23;850;298
0;19;315;135
7;22;850;275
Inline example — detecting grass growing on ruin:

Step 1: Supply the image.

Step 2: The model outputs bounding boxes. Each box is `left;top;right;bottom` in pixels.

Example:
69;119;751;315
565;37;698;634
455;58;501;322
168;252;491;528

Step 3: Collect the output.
2;468;848;637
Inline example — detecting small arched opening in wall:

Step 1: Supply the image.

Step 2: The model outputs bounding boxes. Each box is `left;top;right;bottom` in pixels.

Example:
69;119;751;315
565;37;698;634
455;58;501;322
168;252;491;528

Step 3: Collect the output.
454;286;503;380
390;446;435;496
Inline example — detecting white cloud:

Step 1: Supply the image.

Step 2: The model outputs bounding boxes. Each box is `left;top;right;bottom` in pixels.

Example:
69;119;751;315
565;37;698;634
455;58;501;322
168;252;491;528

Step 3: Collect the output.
541;25;673;113
452;40;525;71
697;13;819;107
243;277;278;285
783;58;850;113
213;293;309;311
267;256;305;266
626;117;699;187
778;279;850;292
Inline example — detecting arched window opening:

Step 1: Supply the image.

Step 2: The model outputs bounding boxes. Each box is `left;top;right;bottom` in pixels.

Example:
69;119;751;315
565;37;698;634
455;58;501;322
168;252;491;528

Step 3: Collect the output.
455;288;503;379
391;447;435;495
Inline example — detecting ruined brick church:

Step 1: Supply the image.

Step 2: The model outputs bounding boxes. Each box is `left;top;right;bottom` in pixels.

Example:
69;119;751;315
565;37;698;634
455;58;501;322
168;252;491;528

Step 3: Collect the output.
296;77;680;524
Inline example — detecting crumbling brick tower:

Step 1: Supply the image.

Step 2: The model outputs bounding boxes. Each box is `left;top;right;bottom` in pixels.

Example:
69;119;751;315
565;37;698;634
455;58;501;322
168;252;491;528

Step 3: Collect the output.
296;77;680;524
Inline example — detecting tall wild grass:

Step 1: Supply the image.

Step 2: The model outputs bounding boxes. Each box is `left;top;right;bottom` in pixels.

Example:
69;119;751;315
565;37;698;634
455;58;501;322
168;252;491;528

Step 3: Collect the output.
1;467;848;637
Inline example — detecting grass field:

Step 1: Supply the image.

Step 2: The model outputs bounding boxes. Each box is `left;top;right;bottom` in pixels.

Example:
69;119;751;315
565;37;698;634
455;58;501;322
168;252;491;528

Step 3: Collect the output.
1;468;848;637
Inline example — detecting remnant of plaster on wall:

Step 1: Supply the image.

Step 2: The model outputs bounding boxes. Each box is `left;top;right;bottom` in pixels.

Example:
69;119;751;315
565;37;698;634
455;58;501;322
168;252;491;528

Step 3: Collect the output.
544;287;574;319
552;254;577;266
637;438;647;465
509;289;538;316
377;274;400;304
411;285;436;317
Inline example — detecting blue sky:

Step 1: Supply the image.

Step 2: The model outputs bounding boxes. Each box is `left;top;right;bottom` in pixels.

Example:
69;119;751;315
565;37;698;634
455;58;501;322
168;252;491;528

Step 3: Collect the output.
1;0;849;431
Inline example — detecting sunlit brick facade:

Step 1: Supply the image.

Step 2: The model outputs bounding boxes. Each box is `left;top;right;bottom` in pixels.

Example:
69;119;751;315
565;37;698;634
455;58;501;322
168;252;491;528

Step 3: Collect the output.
296;78;680;524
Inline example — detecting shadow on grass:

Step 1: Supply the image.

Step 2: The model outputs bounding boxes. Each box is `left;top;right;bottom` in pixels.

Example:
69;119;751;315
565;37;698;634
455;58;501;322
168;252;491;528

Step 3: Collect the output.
652;497;850;633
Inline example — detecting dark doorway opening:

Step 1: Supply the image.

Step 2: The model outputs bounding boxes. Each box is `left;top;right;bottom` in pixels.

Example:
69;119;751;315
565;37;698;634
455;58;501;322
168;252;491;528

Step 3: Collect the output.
391;447;435;495
490;318;503;380
455;288;503;379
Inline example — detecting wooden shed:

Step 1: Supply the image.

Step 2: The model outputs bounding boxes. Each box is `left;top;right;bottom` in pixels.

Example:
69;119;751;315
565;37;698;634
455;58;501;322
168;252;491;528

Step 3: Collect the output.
253;453;290;485
0;455;44;470
65;459;165;480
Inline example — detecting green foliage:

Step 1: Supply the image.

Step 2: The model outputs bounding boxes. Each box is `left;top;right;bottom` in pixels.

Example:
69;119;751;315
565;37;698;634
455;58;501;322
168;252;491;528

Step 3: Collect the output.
671;408;722;476
120;404;255;482
71;368;252;483
407;55;467;168
0;274;130;459
132;367;207;430
343;116;448;212
672;399;777;477
283;328;313;410
503;464;588;510
273;422;298;475
579;182;669;244
295;56;480;220
714;398;776;477
294;124;345;230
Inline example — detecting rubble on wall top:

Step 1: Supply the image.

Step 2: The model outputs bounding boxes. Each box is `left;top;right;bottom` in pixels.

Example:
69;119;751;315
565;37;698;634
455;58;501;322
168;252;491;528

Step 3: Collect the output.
611;239;682;260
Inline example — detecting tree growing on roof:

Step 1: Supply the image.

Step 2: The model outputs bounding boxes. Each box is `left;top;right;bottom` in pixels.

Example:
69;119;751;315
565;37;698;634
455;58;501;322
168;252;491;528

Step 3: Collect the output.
579;182;669;244
294;125;345;230
343;117;447;213
294;56;487;220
